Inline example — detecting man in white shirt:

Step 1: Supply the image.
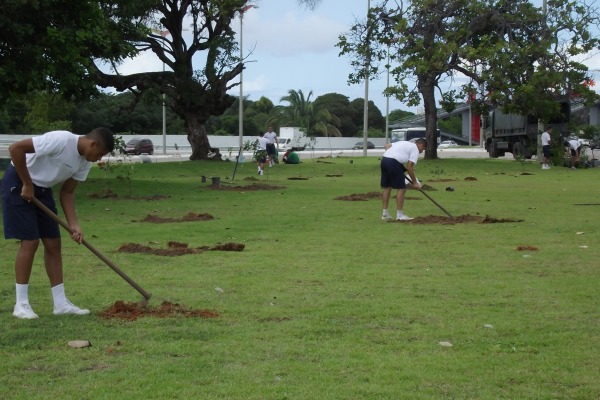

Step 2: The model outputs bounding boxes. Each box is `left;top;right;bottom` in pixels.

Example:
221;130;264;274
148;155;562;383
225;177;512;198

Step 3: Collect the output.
2;128;114;319
255;134;269;175
541;127;553;169
380;138;427;221
263;127;278;167
564;137;581;170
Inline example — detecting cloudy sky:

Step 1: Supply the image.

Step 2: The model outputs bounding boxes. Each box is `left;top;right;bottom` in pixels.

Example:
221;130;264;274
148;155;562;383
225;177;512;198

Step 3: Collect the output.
111;0;600;115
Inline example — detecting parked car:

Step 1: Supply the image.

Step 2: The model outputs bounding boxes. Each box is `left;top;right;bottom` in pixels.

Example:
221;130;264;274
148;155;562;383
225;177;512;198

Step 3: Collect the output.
353;141;375;150
438;140;458;148
124;138;154;155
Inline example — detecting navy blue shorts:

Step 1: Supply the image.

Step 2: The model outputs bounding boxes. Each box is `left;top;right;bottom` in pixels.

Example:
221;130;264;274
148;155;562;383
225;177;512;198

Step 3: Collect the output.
542;145;551;158
380;157;406;189
266;143;276;156
1;165;60;240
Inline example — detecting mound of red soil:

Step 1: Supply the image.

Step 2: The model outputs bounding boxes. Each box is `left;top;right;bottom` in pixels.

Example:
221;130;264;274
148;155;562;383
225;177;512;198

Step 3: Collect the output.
99;300;219;321
140;213;214;223
481;215;524;223
209;183;286;190
516;245;539;251
88;189;170;201
389;214;524;224
117;241;245;256
335;191;381;201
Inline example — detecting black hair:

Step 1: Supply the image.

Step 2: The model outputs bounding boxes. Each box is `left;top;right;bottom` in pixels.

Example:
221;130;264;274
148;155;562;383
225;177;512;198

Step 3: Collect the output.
87;127;115;152
415;138;427;147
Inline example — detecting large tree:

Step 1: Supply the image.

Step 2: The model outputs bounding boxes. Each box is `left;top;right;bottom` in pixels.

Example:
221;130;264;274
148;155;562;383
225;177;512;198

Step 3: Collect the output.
2;0;327;160
338;0;600;159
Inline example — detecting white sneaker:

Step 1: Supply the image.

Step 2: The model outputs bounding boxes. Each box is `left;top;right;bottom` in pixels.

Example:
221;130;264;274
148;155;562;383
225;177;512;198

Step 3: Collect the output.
542;165;550;170
396;215;414;221
382;215;393;221
13;302;39;319
54;301;90;316
259;170;264;176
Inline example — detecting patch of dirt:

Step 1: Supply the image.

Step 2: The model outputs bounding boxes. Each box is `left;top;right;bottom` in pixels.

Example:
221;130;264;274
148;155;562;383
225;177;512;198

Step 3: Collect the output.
517;245;538;251
140;213;214;223
287;177;309;180
389;214;524;224
89;188;118;198
326;174;343;177
415;184;437;191
117;241;245;256
209;183;286;190
429;178;457;182
316;160;334;164
481;215;524;223
88;189;169;201
335;191;381;201
464;176;477;181
520;172;535;175
99;300;219;321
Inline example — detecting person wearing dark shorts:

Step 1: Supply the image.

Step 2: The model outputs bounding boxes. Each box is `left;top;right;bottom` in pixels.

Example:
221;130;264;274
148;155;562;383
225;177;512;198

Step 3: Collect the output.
1;128;114;319
263;127;278;167
541;127;553;169
380;138;427;221
564;138;581;170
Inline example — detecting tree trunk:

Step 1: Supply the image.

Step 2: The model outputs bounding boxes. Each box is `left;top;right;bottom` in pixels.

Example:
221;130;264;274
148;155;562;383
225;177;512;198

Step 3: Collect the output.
419;78;439;160
186;115;212;160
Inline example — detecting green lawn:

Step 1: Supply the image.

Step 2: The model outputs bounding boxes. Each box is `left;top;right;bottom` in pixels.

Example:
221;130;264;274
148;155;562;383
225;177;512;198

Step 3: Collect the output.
1;157;598;399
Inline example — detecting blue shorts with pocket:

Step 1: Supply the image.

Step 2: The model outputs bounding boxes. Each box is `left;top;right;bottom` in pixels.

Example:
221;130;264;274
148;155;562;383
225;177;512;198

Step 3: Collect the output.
380;157;407;189
1;165;60;240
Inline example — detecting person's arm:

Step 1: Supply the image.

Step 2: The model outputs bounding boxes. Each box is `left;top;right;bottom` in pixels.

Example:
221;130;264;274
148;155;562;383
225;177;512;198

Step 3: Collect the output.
405;161;421;189
384;143;392;150
8;139;35;201
59;178;84;244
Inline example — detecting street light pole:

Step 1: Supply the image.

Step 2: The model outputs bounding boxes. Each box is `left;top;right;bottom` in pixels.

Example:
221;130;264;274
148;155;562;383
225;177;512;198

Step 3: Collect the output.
239;5;259;153
385;44;390;144
362;0;371;156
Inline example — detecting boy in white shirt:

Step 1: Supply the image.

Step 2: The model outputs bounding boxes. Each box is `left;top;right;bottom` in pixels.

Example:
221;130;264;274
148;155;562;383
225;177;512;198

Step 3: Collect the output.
380;138;427;220
2;128;114;319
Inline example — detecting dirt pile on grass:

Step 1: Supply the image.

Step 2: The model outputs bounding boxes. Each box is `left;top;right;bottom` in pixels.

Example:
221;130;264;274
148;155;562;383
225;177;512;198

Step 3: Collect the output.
99;300;219;321
140;213;214;223
390;215;524;224
335;192;381;201
117;241;245;256
208;183;286;190
88;189;170;201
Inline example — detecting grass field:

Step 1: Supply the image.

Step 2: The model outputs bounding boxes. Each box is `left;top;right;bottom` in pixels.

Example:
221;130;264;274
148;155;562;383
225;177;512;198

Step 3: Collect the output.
1;156;599;399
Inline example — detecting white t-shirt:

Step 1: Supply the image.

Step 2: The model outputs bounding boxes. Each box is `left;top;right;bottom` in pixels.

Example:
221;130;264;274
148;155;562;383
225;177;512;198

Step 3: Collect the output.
541;131;551;146
26;131;92;188
264;131;277;144
257;136;269;151
568;139;581;150
382;141;420;165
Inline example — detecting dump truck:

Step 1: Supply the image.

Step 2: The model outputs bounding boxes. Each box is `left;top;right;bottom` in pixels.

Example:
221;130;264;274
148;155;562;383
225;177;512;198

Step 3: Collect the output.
482;102;571;158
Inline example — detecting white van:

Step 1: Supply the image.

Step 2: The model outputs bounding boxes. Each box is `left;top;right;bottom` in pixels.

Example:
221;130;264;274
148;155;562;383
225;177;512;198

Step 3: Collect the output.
391;127;441;144
279;127;308;151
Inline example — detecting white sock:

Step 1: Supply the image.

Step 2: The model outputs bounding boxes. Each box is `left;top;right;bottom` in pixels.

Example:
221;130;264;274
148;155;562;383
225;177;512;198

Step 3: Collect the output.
51;283;68;308
16;283;29;304
397;210;404;218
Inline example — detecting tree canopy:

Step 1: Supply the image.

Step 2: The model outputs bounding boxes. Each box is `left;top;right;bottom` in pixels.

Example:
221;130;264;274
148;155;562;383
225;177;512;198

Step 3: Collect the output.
338;0;600;159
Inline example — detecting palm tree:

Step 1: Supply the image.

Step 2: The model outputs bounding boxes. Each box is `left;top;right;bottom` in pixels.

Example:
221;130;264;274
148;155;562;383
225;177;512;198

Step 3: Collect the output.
277;89;341;137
